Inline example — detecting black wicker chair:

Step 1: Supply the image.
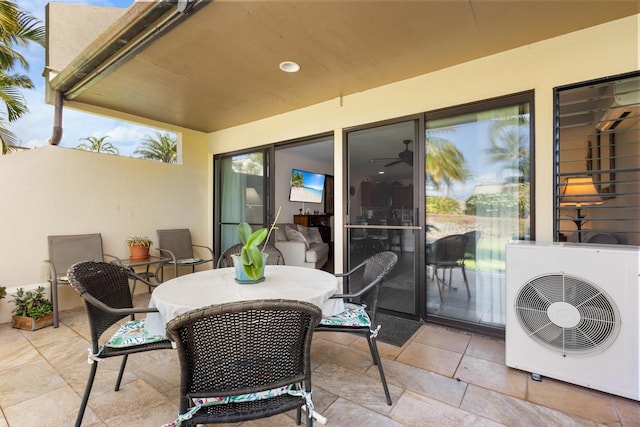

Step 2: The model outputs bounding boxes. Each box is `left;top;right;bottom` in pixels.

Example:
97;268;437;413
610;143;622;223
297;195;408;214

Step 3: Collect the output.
316;251;398;405
165;299;322;427
428;234;470;301
67;261;173;427
216;243;285;268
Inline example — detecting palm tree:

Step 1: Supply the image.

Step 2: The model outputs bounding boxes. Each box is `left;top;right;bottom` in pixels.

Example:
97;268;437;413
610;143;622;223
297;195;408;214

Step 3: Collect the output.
0;1;45;154
484;115;530;182
76;136;120;155
425;129;470;191
134;132;177;163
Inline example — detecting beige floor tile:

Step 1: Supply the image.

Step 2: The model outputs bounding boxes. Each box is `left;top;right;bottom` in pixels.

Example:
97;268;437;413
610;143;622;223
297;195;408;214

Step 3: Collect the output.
313;362;402;415
389;390;504;426
24;321;78;347
312;337;375;374
372;358;467;407
460;384;601;426
4;384;101;427
37;334;91;371
413;324;472;353
322;397;404;427
0;359;67;408
350;335;405;360
314;330;358;346
527;376;621;426
0;333;43;370
396;341;462;377
465;335;505;364
88;379;177;426
455;354;527;400
614;397;640;427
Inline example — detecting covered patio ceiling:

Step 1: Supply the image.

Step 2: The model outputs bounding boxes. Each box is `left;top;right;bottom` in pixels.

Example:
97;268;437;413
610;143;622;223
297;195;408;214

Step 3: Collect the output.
48;0;639;133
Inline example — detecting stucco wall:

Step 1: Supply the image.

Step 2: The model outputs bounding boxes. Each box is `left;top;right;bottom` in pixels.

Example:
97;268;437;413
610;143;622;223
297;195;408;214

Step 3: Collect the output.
0;126;209;322
208;15;639;265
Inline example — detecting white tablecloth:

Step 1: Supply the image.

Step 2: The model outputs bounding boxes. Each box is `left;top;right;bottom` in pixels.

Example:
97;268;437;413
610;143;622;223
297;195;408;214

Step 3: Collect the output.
145;265;344;336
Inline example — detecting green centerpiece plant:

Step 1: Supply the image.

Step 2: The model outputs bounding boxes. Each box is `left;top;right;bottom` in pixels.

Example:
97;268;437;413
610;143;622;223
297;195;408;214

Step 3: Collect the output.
236;207;281;282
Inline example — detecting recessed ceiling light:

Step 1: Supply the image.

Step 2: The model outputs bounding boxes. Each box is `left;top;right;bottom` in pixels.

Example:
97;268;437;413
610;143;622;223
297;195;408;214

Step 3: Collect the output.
378;171;385;175
279;61;300;73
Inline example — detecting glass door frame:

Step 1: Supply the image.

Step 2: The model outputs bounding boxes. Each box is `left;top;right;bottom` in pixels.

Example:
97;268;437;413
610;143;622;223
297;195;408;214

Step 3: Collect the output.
342;114;427;321
213;145;275;261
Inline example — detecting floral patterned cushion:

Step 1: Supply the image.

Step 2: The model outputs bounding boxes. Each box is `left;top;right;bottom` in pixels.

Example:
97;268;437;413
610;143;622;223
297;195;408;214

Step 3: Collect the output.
105;318;167;348
319;302;371;327
192;385;293;406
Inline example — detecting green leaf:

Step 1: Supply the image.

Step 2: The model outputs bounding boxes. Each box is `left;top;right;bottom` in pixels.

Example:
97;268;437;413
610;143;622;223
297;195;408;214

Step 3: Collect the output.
238;222;253;244
246;228;267;247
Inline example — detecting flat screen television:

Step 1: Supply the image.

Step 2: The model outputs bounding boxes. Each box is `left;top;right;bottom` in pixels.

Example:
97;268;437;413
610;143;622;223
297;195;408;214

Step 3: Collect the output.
289;169;325;204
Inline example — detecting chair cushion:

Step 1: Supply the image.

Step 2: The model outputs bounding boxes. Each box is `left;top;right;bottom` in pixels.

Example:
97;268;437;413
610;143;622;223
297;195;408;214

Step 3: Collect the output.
105;319;167;348
319;302;371;327
192;384;293;406
175;257;203;265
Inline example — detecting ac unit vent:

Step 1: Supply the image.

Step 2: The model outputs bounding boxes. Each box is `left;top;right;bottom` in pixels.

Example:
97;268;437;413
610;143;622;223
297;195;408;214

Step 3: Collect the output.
514;273;620;356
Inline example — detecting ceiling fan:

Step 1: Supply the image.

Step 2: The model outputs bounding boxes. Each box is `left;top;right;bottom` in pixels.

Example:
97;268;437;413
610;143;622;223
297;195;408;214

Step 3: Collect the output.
370;139;413;167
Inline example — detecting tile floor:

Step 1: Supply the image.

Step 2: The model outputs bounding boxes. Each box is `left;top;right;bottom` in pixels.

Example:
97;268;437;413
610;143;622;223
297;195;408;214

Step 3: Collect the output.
0;293;638;427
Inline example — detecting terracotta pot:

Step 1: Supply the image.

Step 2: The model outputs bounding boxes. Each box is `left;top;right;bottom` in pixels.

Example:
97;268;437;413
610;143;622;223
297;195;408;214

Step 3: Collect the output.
129;243;150;261
12;313;54;331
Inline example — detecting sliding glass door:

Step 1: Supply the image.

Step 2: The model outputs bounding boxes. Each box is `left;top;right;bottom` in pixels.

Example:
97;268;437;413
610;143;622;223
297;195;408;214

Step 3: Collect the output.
424;93;533;334
215;148;272;257
345;118;423;317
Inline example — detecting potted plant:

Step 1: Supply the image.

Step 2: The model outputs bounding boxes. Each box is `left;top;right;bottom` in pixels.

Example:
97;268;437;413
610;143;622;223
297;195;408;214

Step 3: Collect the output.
126;236;152;261
10;286;54;330
233;207;281;284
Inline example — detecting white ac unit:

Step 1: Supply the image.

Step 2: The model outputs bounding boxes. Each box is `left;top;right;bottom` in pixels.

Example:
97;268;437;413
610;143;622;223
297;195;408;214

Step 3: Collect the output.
505;241;639;400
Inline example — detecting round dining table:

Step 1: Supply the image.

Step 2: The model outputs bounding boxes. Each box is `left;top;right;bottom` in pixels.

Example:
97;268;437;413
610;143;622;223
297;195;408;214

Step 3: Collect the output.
144;265;345;336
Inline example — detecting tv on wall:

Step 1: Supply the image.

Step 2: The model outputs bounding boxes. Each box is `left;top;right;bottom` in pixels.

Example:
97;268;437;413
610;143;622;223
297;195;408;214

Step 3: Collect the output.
289;169;325;204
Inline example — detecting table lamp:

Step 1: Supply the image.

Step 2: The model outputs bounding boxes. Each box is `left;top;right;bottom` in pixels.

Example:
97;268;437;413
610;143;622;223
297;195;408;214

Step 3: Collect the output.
560;176;603;242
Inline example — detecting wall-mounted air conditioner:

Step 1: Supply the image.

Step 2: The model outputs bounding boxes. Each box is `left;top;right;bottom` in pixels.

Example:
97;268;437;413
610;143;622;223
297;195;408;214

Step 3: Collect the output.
505;241;639;400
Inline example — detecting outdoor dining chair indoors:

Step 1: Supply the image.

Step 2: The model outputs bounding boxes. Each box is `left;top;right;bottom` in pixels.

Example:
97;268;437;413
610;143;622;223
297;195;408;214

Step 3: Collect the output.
46;233;119;328
165;299;321;427
428;234;471;301
156;228;214;278
67;261;173;427
316;251;398;405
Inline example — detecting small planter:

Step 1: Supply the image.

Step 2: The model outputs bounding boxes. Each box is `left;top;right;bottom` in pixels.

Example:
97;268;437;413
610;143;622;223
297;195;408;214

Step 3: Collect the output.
129;243;150;261
12;313;54;331
232;253;268;284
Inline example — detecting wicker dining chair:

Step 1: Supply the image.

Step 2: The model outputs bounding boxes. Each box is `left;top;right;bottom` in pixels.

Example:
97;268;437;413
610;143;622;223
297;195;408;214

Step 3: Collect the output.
316;251;398;405
165;299;322;427
67;261;173;427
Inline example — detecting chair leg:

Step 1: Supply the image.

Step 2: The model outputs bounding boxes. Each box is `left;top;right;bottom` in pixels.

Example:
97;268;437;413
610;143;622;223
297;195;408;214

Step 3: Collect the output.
461;265;470;298
51;282;59;328
115;354;129;391
76;360;98;427
366;333;392;405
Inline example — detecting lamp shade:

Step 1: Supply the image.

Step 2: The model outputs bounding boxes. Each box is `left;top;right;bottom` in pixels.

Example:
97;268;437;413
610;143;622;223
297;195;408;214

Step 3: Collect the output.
560;177;603;207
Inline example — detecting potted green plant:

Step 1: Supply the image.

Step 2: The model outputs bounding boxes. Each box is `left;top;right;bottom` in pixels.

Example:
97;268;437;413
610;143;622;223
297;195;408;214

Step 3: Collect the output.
10;286;54;330
233;208;281;284
125;236;152;261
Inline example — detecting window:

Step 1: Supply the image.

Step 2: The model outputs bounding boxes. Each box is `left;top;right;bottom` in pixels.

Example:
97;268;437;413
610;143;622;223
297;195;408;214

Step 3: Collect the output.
554;72;640;245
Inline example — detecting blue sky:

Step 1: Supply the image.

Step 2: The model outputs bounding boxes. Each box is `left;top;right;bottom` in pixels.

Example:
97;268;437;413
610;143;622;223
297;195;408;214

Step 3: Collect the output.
11;0;162;156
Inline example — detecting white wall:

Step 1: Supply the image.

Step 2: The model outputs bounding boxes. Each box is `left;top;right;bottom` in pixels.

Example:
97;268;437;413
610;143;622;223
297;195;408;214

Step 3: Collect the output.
208;15;639;260
0;126;209;323
274;149;333;224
